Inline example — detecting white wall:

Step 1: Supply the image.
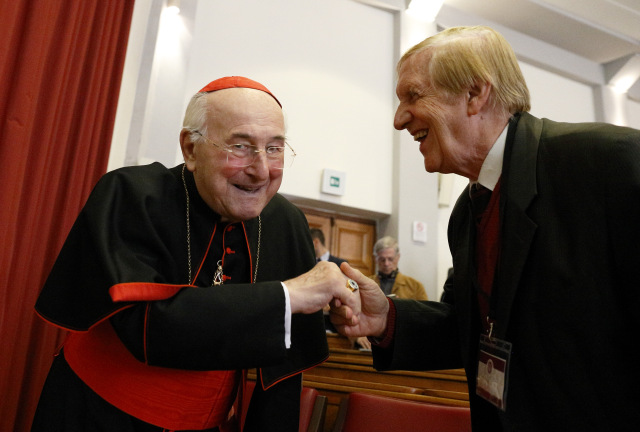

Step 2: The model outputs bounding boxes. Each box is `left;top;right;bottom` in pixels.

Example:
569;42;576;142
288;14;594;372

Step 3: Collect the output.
108;0;156;172
110;0;640;301
627;99;640;130
187;0;395;216
522;62;596;122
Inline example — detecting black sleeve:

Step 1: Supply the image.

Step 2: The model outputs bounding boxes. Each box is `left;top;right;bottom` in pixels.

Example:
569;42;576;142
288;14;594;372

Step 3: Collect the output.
110;281;289;370
372;299;463;372
36;164;189;330
440;267;455;303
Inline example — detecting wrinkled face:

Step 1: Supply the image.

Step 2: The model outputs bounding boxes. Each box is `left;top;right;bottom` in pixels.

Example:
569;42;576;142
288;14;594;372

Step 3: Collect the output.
393;51;471;175
376;247;400;275
183;88;285;222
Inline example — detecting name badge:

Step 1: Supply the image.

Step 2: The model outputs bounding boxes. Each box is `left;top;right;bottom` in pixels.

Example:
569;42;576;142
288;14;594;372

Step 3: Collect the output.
476;334;512;410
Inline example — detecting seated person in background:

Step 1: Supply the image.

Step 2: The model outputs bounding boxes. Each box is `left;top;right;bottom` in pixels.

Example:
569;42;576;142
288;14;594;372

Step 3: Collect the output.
370;236;427;300
354;236;427;349
309;227;348;333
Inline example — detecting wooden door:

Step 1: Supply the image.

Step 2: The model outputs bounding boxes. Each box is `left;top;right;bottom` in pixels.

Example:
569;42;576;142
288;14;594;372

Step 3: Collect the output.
331;218;375;276
304;210;375;276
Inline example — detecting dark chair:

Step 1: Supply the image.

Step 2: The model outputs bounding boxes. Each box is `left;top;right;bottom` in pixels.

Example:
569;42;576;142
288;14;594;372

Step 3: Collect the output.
241;380;327;432
331;392;471;432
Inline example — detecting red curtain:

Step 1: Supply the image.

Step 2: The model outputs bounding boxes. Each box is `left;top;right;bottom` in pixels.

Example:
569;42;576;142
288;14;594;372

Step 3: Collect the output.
0;1;135;430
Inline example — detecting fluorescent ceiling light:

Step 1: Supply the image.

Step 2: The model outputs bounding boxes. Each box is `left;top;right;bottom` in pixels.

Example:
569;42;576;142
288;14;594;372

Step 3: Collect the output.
166;0;180;15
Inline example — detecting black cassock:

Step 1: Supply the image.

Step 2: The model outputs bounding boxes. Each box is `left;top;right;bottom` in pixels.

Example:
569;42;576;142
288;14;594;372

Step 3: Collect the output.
34;163;328;432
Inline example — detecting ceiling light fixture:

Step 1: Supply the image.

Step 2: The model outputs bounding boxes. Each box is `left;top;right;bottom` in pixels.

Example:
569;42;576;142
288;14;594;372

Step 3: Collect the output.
166;0;180;15
405;0;445;22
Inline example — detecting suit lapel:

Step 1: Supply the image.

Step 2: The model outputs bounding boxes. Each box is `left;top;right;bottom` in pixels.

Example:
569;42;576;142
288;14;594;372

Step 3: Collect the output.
493;113;542;338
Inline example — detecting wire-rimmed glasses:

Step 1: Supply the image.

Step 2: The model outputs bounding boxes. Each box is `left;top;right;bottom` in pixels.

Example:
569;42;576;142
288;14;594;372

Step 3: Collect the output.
193;130;296;169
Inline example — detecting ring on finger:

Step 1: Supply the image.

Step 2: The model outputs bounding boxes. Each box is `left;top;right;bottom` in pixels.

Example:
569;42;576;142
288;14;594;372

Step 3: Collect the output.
346;278;359;292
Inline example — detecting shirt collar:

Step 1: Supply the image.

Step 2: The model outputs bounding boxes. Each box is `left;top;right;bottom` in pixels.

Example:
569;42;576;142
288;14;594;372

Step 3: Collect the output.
378;269;398;280
475;124;509;191
319;251;330;261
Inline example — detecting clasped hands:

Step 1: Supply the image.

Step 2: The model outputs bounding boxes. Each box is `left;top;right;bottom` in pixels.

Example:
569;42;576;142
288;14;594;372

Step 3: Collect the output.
285;261;389;339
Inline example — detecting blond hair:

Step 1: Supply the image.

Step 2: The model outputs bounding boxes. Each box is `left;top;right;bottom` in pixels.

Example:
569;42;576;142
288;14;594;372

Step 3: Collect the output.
399;26;530;115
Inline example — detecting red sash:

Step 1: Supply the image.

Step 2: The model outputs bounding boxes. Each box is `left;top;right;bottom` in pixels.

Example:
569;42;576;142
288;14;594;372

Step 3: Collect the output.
64;321;239;431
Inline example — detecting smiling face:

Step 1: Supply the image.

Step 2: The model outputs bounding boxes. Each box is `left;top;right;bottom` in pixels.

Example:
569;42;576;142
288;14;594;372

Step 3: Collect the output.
393;50;477;177
181;88;285;222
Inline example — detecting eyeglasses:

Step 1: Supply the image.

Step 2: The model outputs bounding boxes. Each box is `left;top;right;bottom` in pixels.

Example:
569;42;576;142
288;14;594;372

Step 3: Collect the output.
376;256;398;264
193;130;296;169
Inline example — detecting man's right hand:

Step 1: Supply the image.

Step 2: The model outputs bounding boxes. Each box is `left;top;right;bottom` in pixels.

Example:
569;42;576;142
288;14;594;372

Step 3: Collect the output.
285;261;360;318
330;263;389;339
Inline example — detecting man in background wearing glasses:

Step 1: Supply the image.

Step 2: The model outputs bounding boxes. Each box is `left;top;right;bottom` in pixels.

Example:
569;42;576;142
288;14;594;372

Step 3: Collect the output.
353;236;427;350
370;236;427;302
33;76;358;432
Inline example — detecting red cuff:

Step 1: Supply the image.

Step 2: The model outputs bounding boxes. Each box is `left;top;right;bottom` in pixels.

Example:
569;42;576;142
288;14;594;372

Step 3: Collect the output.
368;297;396;349
109;282;189;302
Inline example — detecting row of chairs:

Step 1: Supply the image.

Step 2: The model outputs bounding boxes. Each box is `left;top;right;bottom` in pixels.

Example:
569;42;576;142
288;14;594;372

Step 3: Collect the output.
241;382;328;432
330;392;471;432
243;381;471;432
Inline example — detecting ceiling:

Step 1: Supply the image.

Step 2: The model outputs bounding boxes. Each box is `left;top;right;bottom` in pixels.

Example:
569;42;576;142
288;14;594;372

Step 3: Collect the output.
443;0;640;64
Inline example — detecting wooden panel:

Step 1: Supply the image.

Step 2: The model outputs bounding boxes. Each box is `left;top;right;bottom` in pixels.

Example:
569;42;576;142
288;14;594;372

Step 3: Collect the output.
302;209;376;276
331;219;375;275
305;213;331;238
246;338;469;432
302;334;469;431
248;334;469;432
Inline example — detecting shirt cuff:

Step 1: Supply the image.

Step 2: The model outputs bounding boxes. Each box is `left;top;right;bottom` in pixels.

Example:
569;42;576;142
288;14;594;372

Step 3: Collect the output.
368;297;396;349
281;282;292;348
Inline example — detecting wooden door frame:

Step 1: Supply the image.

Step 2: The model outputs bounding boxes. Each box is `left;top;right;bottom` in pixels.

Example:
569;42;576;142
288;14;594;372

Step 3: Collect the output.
301;207;376;276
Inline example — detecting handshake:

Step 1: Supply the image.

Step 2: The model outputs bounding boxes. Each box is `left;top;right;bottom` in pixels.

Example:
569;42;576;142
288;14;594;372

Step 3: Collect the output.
285;261;390;340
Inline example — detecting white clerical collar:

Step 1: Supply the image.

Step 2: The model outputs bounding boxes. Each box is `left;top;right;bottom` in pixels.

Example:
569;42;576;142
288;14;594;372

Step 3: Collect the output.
475;124;509;191
319;251;330;261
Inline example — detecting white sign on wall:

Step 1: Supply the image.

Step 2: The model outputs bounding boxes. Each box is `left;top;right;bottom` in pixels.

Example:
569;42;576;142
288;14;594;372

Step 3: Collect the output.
412;220;427;243
321;169;346;196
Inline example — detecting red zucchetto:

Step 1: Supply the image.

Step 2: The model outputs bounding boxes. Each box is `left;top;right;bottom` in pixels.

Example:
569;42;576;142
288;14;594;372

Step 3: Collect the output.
198;76;281;107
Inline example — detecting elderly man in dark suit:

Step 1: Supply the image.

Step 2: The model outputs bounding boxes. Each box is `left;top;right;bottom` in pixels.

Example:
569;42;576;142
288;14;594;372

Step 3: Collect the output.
331;26;640;431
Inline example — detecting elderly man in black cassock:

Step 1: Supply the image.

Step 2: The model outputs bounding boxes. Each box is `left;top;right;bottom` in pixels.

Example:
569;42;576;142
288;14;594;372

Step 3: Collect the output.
33;76;358;432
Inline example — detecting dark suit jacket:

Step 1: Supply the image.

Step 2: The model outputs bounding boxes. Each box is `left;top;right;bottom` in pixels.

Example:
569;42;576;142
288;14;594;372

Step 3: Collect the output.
327;254;347;266
372;113;640;431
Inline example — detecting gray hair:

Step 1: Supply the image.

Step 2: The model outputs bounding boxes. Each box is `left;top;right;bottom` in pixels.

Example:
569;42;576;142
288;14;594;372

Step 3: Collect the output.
182;92;210;142
374;236;399;256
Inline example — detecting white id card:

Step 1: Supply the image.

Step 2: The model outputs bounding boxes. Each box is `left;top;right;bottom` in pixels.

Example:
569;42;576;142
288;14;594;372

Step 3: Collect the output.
476;334;512;411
